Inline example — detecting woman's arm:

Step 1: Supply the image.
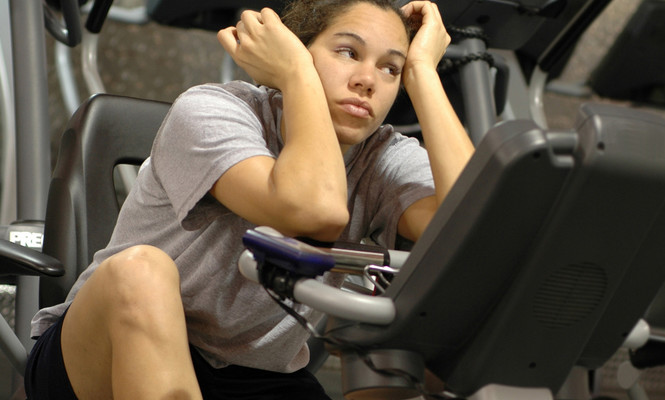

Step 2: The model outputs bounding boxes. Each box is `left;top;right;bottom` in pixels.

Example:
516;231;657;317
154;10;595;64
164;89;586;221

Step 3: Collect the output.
216;9;349;241
398;1;475;241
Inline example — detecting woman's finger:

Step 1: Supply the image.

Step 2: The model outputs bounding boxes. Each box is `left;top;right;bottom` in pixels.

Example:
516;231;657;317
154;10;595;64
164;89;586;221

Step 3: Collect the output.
217;27;240;54
401;1;432;18
259;7;280;25
240;9;263;33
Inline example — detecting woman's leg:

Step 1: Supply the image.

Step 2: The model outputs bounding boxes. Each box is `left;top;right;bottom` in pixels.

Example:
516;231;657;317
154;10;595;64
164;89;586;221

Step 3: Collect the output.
60;245;202;400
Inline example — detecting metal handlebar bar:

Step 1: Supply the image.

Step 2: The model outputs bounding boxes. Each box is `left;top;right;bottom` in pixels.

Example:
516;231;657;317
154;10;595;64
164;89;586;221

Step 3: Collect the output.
238;249;398;325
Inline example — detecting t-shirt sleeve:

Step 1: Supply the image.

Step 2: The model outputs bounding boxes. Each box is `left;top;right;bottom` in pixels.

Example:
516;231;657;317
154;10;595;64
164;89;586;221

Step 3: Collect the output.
367;134;435;248
151;84;276;230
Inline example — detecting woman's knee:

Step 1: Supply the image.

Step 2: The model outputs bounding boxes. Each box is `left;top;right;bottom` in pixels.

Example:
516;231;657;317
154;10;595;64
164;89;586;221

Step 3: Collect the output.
96;245;181;309
61;246;187;399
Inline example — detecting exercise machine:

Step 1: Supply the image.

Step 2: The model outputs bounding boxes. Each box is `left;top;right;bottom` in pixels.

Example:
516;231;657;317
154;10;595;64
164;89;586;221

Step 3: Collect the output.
240;103;665;399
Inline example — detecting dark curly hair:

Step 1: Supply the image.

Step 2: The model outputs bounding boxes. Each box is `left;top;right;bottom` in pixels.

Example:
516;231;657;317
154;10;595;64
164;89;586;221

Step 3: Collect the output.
281;0;416;47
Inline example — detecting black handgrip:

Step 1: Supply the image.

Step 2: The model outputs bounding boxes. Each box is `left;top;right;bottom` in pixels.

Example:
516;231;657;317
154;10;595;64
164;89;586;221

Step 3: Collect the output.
630;340;665;369
43;0;82;47
85;0;114;34
0;239;64;278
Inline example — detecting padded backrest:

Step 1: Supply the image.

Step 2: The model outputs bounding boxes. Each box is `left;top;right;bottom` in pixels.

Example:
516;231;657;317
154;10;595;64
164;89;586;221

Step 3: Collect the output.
517;0;611;78
147;0;286;31
39;94;171;308
588;0;665;105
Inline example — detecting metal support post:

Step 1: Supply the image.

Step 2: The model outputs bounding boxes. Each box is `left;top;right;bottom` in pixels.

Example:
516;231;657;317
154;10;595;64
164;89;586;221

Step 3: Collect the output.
10;0;52;352
458;27;497;145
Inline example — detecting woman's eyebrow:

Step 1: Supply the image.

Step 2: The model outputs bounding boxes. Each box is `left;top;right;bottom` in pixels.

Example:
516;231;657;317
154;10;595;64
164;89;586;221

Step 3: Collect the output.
333;32;406;60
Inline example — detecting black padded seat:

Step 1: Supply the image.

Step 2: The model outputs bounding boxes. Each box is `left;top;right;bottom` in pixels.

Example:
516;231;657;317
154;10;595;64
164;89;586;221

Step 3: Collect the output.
39;94;170;308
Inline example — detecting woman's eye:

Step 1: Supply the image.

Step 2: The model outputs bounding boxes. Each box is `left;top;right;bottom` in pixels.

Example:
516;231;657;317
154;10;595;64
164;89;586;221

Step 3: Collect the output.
381;65;401;76
337;48;356;59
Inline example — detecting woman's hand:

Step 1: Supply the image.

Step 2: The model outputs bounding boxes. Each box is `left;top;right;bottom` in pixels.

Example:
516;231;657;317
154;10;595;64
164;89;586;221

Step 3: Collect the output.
217;8;314;90
400;1;450;89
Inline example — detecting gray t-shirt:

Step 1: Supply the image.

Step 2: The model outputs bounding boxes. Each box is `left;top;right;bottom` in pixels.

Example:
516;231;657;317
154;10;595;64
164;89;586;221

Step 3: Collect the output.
31;81;435;372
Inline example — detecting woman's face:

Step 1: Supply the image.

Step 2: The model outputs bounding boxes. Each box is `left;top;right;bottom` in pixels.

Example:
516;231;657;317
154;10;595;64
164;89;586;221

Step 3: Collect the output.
307;3;409;152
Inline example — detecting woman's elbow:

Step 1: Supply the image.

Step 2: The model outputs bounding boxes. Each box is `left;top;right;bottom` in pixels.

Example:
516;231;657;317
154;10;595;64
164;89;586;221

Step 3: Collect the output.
290;202;349;242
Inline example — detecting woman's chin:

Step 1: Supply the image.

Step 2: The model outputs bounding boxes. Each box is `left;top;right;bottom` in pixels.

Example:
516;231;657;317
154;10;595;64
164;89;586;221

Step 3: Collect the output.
335;125;379;148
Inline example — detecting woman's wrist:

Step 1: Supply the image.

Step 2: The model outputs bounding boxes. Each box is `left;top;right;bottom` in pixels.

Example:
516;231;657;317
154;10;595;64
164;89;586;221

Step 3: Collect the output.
274;57;320;93
402;62;440;97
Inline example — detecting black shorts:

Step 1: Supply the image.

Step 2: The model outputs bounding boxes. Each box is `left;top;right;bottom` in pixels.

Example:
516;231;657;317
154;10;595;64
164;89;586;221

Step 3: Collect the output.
190;345;331;400
24;311;331;400
24;308;77;400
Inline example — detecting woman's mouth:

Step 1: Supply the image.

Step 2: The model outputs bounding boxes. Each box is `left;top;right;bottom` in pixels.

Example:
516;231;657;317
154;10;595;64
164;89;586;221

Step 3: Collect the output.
339;99;373;119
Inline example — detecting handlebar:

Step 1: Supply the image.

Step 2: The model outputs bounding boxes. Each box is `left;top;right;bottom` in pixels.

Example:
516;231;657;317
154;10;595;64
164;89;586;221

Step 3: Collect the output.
44;0;82;47
85;0;114;34
238;249;398;325
44;0;116;46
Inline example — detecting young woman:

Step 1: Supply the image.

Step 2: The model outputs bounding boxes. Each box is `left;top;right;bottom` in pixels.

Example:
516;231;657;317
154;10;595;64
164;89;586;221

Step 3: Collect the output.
25;0;473;399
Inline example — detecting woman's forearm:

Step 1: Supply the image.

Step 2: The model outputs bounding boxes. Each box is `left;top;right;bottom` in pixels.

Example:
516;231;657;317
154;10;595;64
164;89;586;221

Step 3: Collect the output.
271;66;350;238
405;64;474;205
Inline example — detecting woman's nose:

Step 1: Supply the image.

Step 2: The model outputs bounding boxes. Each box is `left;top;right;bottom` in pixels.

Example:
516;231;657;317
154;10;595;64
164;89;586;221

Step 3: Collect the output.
349;62;376;95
